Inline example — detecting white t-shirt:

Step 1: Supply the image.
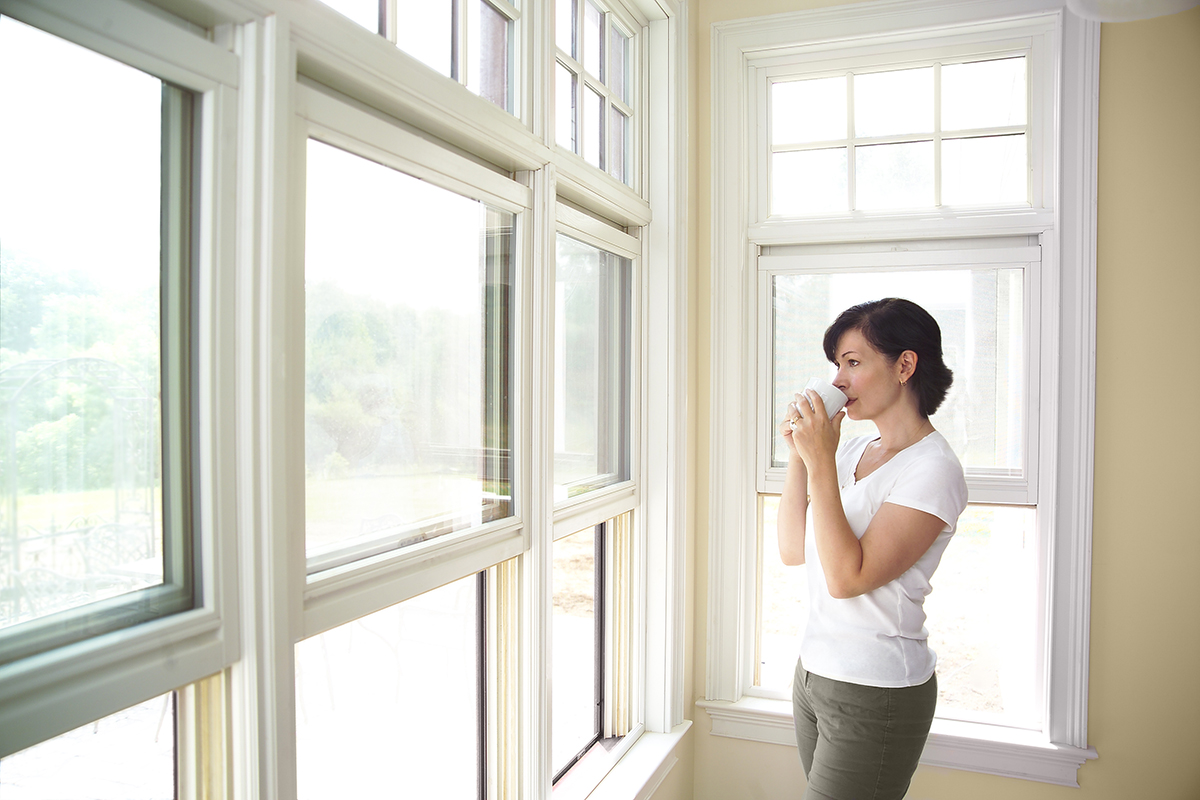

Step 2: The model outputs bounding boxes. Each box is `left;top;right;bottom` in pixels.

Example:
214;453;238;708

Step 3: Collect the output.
800;431;968;688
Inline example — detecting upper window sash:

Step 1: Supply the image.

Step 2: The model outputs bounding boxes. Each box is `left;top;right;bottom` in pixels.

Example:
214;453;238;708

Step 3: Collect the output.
293;83;531;639
756;243;1042;505
0;0;240;760
550;203;640;538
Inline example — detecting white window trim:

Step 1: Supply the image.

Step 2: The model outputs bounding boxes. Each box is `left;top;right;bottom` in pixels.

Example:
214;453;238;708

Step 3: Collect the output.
705;0;1099;787
226;2;689;799
0;0;242;760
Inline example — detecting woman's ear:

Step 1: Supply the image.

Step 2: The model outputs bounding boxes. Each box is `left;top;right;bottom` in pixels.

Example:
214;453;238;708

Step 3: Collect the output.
899;350;918;383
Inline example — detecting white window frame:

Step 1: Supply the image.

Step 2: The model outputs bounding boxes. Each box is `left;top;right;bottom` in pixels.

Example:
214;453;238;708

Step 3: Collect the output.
703;0;1099;787
232;1;691;799
0;0;241;760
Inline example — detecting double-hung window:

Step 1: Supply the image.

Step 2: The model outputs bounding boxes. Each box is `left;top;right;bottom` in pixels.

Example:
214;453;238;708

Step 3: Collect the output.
707;0;1099;787
0;1;239;760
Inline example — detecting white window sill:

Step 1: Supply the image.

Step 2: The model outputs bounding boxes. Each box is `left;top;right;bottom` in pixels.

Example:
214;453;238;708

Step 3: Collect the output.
697;698;1096;788
580;721;693;800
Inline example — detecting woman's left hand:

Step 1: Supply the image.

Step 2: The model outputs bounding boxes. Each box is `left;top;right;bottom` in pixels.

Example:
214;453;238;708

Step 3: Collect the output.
787;389;845;468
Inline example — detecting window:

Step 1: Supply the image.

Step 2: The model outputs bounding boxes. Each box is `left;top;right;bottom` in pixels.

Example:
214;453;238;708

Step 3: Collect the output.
0;12;197;663
0;1;239;761
770;57;1028;215
555;0;637;183
707;0;1098;787
0;1;688;797
303;138;515;574
295;572;487;799
317;0;518;112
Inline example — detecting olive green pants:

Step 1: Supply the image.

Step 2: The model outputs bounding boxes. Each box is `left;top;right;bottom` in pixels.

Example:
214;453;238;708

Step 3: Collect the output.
792;657;936;800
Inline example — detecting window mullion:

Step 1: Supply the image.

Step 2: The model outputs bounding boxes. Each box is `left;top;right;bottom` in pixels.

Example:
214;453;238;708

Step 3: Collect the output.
934;61;942;207
846;72;856;211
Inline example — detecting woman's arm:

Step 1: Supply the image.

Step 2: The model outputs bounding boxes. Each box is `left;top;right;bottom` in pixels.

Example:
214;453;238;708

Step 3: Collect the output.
806;464;945;599
789;389;945;598
777;447;809;566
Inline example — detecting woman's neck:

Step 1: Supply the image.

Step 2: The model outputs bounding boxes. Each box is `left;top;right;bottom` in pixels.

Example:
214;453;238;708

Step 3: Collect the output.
874;413;935;454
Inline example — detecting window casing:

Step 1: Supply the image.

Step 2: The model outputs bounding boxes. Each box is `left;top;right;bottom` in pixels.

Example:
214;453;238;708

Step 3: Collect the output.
706;0;1099;787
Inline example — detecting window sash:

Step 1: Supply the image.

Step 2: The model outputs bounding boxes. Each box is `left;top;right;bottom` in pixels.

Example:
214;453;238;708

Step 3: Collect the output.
756;244;1042;504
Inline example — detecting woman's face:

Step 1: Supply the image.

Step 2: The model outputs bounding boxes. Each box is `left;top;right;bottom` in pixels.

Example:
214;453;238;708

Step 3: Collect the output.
830;327;903;421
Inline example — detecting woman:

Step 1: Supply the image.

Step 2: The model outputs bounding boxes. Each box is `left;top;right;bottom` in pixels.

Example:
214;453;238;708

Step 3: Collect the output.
778;298;968;800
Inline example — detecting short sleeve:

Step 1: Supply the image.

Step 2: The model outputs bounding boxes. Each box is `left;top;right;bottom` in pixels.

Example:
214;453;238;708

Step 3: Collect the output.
883;445;968;529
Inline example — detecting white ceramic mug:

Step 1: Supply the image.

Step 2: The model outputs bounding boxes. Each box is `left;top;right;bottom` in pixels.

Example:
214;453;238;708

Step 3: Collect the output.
801;377;847;419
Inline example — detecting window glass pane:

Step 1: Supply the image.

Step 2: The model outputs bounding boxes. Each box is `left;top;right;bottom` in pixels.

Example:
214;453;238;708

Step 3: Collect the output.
0;17;193;655
553;236;630;501
556;0;575;57
942;57;1027;131
469;0;511;111
771;269;1025;474
771;76;847;145
583;0;602;77
304;140;513;567
396;0;453;76
317;0;379;32
756;496;806;689
295;575;481;798
853;66;933;138
925;505;1041;727
610;27;629;103
0;693;175;798
553;526;598;778
609;106;628;184
583;86;604;169
557;62;577;151
854;140;934;210
943;135;1028;206
771;148;848;216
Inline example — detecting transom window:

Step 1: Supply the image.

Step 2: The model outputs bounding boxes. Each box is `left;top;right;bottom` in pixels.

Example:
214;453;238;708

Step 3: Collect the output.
769;56;1029;215
555;0;636;184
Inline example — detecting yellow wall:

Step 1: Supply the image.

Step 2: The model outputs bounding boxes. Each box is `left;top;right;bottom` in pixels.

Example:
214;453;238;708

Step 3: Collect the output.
664;3;1200;799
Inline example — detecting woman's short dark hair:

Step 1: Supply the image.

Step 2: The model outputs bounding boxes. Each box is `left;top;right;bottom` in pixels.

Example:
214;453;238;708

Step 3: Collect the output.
822;297;953;418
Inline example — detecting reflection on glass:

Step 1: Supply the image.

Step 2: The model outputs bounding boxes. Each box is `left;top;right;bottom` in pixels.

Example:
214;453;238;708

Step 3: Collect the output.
610;27;629;103
855;140;934;210
556;0;575;56
557;62;577;151
396;0;453;76
304;140;513;566
943;135;1028;206
469;0;511;111
771;148;848;215
771;76;847;144
609;107;628;184
0;693;175;797
552;526;598;777
0;18;175;634
942;57;1027;131
584;0;603;77
771;268;1025;472
584;86;603;169
553;236;630;501
295;576;481;799
853;67;934;138
317;0;379;32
